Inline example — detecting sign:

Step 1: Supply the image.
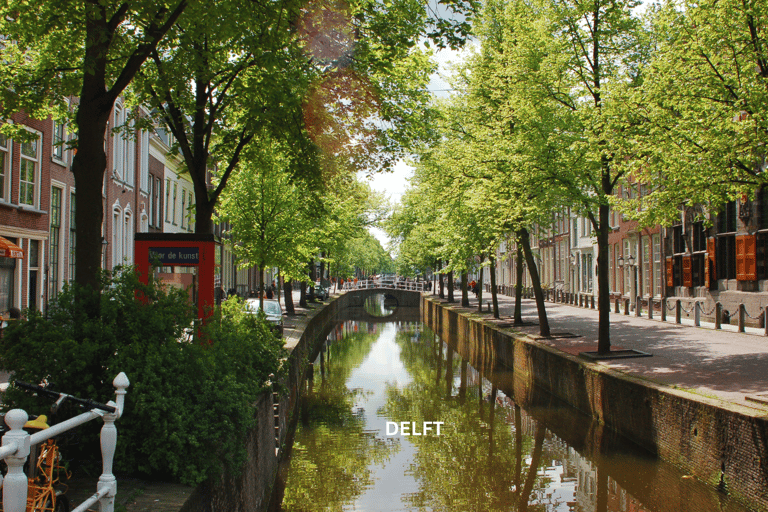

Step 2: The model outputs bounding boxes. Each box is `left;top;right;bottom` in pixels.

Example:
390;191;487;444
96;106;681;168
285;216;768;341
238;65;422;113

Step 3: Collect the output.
148;247;200;265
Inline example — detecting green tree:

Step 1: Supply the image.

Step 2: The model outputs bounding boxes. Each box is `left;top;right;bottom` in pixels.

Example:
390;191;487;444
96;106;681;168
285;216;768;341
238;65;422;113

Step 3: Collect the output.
217;138;315;309
0;0;189;294
615;0;768;225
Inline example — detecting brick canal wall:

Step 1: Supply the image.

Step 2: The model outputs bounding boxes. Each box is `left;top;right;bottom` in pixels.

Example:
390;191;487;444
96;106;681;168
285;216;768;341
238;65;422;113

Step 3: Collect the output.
422;296;768;512
179;296;344;512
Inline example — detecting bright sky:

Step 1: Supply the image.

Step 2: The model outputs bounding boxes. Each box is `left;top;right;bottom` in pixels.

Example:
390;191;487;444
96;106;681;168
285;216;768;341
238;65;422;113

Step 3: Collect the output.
364;47;466;251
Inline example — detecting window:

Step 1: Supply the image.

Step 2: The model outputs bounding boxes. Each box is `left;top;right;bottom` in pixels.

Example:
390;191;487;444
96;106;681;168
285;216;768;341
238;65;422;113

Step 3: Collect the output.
52;120;66;162
760;188;768;230
672;225;685;254
172;182;178;225
69;192;76;282
0;134;9;201
181;189;187;229
113;107;124;180
653;234;661;297
124;210;133;264
692;222;707;252
49;187;62;298
643;236;651;297
125;117;135;187
140;130;149;192
155;177;161;227
19;135;40;206
165;178;171;222
717;201;737;233
112;207;122;267
147;178;153;227
716;234;736;280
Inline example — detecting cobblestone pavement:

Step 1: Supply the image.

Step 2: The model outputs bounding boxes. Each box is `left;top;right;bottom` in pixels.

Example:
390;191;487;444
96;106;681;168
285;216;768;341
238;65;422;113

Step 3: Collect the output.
431;289;768;412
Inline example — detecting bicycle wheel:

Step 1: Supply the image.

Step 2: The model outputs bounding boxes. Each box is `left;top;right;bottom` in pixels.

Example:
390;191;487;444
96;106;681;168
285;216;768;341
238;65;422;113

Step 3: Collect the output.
54;494;70;512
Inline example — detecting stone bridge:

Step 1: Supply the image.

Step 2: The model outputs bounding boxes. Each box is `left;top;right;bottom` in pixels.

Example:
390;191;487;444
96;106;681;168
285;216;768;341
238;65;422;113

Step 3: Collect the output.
335;288;422;323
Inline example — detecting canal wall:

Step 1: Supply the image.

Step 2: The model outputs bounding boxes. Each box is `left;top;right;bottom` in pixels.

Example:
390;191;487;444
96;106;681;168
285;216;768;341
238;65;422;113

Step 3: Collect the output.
179;295;346;512
422;296;768;512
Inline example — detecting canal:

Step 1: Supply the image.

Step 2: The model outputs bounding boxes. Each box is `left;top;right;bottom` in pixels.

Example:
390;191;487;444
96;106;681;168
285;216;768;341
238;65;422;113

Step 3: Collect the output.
272;302;753;512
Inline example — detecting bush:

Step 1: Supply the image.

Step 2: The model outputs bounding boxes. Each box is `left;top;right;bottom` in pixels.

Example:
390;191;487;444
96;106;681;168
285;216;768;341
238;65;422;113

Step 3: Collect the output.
0;268;286;485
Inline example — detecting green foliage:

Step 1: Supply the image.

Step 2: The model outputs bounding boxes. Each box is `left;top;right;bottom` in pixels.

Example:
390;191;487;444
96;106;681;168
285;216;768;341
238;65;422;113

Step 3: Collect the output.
0;270;286;486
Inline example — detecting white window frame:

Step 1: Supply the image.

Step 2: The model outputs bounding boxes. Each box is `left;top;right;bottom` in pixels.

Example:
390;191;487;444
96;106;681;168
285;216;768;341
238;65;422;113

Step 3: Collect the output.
52;118;67;164
113;106;123;181
112;204;122;268
140;130;150;192
0;133;11;202
123;206;133;264
19;128;42;207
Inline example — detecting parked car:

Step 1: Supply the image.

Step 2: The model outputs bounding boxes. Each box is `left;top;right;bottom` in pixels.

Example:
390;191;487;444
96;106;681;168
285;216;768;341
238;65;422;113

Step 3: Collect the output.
314;283;330;300
245;298;284;336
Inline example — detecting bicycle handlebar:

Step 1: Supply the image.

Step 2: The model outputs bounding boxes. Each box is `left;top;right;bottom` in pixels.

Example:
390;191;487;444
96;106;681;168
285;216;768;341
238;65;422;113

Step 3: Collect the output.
14;380;116;414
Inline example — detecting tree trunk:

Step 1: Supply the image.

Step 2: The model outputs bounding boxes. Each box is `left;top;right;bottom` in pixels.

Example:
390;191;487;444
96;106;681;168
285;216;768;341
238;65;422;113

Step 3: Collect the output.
259;264;265;310
461;271;469;307
299;280;307;308
596;200;612;354
490;255;499;319
439;261;445;299
447;270;455;302
514;245;524;324
520;228;551;337
72;98;111;307
477;255;484;313
518;424;546;512
283;279;295;314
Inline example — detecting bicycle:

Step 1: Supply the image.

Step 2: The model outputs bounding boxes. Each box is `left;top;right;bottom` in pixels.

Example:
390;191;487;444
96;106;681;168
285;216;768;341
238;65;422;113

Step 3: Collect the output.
2;381;117;512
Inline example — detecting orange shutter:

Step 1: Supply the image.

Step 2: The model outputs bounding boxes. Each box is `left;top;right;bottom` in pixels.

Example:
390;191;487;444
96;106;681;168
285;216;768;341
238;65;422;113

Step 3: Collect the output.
736;234;757;281
706;238;715;287
666;258;674;288
682;255;693;287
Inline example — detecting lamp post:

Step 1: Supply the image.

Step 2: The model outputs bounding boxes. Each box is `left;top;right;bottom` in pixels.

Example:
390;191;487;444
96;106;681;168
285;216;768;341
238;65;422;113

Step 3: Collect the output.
569;253;577;297
623;254;639;310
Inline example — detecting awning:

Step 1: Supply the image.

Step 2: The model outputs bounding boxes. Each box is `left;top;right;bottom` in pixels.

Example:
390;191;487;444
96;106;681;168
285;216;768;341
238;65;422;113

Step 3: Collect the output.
0;236;23;259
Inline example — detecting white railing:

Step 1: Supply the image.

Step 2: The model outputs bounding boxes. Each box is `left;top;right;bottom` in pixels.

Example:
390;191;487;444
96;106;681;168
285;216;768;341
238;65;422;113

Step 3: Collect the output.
1;372;129;512
341;279;428;291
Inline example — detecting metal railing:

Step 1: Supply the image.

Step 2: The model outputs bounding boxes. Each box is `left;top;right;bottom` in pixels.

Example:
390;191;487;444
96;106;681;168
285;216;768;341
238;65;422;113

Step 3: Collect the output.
341;279;428;291
1;372;129;512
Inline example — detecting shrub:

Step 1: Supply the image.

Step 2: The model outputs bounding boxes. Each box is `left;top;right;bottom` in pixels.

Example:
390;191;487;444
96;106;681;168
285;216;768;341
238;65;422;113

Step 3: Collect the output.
0;268;286;485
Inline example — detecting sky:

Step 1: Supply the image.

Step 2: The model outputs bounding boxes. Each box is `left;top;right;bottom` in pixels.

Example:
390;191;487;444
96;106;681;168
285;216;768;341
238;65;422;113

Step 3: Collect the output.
363;47;465;251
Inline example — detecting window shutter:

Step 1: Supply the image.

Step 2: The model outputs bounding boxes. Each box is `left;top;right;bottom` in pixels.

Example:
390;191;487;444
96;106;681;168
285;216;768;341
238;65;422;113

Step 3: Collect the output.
666;258;674;288
706;238;715;287
682;255;693;287
736;234;757;281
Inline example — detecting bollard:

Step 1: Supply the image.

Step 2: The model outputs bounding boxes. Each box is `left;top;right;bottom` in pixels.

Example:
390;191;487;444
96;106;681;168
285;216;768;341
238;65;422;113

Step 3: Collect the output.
578;294;582;307
614;298;619;314
694;301;700;326
675;299;682;324
648;299;653;320
739;304;746;333
661;298;667;322
624;298;630;315
591;295;595;309
715;302;722;329
636;296;641;317
487;301;492;312
764;309;768;337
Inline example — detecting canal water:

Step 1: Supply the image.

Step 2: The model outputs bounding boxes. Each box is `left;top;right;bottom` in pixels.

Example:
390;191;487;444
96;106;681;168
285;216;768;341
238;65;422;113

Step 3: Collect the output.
274;302;754;512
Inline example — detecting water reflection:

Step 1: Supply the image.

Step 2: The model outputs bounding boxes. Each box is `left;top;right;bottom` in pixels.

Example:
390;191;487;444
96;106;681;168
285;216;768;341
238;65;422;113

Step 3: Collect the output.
363;293;398;317
278;316;751;512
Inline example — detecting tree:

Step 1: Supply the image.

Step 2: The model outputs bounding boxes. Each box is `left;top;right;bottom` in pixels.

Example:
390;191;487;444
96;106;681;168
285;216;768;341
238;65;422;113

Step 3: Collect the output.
0;0;189;295
614;0;768;225
478;0;644;353
217;138;315;309
133;0;319;235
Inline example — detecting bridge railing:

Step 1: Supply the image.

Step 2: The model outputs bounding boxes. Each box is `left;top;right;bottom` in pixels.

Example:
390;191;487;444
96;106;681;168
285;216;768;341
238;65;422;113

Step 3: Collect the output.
341;279;428;292
1;372;129;512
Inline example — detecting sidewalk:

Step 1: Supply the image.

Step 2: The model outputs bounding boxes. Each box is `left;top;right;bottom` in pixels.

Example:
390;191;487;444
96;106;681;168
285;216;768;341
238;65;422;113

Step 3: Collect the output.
434;290;768;412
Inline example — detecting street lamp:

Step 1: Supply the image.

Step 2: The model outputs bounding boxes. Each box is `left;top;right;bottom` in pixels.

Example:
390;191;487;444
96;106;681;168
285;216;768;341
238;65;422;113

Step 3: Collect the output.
626;254;639;310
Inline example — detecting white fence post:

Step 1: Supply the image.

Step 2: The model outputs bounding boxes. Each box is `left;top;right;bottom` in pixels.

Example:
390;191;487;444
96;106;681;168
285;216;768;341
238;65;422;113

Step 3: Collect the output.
3;409;30;512
98;372;130;512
